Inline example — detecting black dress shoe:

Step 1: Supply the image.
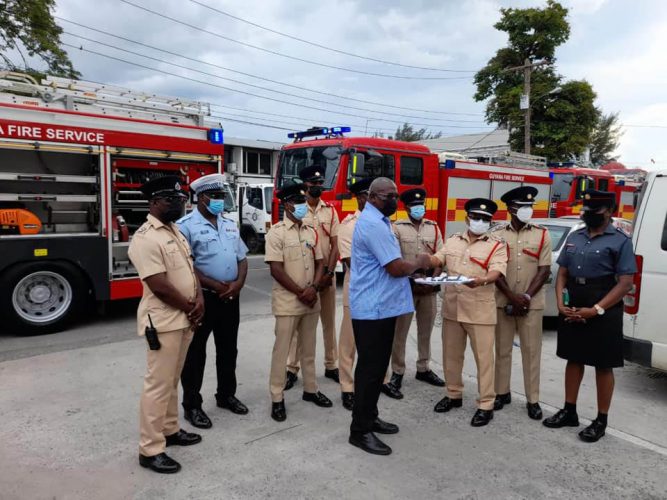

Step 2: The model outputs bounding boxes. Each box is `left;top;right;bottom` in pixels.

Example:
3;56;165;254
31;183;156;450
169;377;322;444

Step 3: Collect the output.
302;391;333;407
284;371;298;391
217;395;249;415
579;419;606;443
341;392;354;411
415;370;445;387
325;368;340;383
183;408;212;429
349;432;392;456
493;392;512;411
372;418;399;434
139;452;181;474
471;409;494;427
434;397;463;413
271;401;286;422
380;383;404;400
165;429;202;447
389;372;404;389
526;402;543;420
543;408;579;428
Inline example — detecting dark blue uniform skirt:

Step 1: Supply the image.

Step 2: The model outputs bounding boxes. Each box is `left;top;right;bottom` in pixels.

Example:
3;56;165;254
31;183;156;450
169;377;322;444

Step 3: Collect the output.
557;275;624;368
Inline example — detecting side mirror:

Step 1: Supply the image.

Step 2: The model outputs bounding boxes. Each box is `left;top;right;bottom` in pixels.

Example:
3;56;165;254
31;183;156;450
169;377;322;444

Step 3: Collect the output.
348;152;366;182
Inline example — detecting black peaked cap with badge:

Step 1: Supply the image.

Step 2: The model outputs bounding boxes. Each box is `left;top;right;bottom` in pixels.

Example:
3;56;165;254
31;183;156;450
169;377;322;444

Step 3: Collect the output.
580;189;616;212
277;183;307;202
465;197;498;217
298;165;326;182
400;188;427;206
349;177;373;195
140;175;185;199
500;186;538;206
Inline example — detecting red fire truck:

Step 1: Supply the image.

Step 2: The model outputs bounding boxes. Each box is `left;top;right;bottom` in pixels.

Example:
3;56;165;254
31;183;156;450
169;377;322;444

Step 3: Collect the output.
0;73;227;334
272;127;552;237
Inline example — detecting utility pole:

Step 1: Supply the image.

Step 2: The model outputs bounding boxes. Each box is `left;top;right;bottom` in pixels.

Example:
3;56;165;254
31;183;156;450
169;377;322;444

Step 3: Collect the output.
508;59;549;155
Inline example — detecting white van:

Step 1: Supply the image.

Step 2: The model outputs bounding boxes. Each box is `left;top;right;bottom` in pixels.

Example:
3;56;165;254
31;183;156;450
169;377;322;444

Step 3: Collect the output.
623;170;667;371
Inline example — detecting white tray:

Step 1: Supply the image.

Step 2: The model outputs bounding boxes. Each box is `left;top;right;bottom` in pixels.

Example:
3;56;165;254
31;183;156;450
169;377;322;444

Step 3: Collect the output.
414;274;474;286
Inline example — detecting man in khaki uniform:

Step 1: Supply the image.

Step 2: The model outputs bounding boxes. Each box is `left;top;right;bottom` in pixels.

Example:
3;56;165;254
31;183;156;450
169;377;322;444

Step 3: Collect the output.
383;188;445;399
265;183;333;422
428;198;507;427
337;178;373;411
494;186;552;420
285;165;341;388
128;175;205;474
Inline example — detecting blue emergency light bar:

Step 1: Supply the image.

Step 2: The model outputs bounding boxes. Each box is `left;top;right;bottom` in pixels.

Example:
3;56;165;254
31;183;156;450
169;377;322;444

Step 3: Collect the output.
287;126;351;141
208;128;224;144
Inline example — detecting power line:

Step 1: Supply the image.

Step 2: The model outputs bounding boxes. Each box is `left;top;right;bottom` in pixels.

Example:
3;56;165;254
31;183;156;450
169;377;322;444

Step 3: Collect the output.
188;0;476;74
56;20;483;119
118;0;473;81
622;124;667;129
62;36;494;128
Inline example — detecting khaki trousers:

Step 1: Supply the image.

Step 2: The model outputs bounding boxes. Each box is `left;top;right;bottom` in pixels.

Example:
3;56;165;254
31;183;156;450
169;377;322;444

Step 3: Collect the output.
494;309;543;403
139;327;194;457
287;282;338;372
270;313;319;402
392;293;437;374
338;305;356;393
443;319;496;411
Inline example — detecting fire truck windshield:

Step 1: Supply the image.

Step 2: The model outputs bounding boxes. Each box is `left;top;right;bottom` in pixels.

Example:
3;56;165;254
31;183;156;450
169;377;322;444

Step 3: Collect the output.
551;173;574;201
277;146;342;188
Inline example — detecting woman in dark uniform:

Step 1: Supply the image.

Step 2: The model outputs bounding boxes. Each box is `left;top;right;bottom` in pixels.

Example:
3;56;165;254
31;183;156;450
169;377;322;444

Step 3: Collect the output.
543;190;636;442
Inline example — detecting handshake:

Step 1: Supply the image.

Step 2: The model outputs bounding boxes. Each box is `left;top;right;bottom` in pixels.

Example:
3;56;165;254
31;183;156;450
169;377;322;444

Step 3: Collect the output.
415;253;436;272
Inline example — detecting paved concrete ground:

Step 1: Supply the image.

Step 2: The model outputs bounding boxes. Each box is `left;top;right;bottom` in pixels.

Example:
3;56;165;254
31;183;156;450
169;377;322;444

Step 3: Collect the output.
1;256;666;499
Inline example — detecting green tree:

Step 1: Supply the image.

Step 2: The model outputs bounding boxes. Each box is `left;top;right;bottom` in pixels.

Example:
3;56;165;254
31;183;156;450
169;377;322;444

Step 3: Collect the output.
394;122;442;142
474;0;598;161
0;0;79;79
589;111;623;166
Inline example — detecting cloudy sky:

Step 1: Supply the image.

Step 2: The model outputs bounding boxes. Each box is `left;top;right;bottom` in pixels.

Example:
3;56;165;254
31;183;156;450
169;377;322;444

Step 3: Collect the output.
35;0;667;169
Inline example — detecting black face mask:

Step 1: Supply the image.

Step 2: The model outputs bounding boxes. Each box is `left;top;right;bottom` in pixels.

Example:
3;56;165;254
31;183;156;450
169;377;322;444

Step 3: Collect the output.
380;198;398;217
582;211;606;229
162;201;184;222
308;186;322;198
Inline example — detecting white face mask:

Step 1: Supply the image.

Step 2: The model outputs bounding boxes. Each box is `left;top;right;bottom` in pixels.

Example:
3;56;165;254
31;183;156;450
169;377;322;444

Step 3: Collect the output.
516;206;533;223
468;219;490;235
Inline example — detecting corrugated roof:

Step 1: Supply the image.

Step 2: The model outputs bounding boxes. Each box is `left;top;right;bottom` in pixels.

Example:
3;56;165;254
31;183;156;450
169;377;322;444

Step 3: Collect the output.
417;129;509;153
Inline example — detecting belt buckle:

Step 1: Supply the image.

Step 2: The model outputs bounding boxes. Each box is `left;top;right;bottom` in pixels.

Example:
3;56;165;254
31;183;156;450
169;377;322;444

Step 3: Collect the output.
575;277;586;285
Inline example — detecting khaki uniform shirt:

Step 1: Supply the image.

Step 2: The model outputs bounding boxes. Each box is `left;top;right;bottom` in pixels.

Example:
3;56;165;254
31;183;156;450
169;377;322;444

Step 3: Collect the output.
433;231;508;325
338;211;360;307
494;222;552;310
393;218;444;258
303;199;339;262
128;214;198;336
265;217;323;316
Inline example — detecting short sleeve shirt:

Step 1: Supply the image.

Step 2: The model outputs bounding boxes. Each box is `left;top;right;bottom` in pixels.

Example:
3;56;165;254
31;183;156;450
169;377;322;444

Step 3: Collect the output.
338;211;359;307
557;223;637;278
128;214;198;336
303;199;339;261
177;208;248;283
393;218;444;258
349;203;414;320
265;217;323;316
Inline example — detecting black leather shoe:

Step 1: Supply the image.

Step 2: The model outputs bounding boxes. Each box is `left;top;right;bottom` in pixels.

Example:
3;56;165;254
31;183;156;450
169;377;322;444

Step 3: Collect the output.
526;402;543;420
165;429;202;447
325;368;340;383
284;371;298;391
380;383;404;400
341;392;354;411
543;408;579;428
217;395;249;415
579;419;606;443
139;453;181;474
349;432;392;456
434;397;463;413
389;372;404;389
415;370;445;387
493;392;512;411
471;409;494;427
302;391;333;407
183;408;212;429
372;418;399;434
271;401;286;422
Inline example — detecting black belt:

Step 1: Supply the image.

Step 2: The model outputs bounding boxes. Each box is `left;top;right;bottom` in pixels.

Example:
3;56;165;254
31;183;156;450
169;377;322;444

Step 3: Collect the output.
569;275;616;286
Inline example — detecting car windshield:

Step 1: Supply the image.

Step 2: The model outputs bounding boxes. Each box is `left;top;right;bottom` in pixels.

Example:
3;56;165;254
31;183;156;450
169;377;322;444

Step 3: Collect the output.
543;223;573;251
277;146;342;189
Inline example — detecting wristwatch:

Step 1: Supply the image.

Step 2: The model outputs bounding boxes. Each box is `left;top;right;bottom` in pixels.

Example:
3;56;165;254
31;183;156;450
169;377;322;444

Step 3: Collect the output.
324;266;335;277
593;304;605;315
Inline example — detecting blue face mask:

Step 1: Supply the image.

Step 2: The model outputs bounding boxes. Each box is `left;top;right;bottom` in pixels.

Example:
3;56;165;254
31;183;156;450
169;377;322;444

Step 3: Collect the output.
292;203;308;220
410;205;425;220
206;199;225;215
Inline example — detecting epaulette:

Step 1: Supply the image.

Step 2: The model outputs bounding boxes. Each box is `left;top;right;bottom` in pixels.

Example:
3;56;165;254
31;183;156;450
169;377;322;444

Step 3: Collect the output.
178;212;194;222
220;215;236;223
488;233;506;243
135;222;150;234
272;221;285;229
395;218;412;225
490;222;509;232
341;213;358;224
423;219;438;225
615;226;632;238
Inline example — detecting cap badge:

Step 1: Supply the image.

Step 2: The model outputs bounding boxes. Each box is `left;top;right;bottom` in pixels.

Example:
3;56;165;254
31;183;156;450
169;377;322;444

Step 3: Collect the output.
584;194;591;200
415;193;421;198
299;189;305;195
175;182;181;191
315;172;321;177
480;204;487;210
527;194;533;200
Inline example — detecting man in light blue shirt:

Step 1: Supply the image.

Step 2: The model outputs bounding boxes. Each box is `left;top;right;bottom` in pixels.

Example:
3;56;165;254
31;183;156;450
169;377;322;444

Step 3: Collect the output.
177;174;249;429
348;177;433;456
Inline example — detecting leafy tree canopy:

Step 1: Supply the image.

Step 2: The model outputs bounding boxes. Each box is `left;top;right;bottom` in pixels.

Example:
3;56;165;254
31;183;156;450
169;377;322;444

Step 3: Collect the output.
394;122;442;142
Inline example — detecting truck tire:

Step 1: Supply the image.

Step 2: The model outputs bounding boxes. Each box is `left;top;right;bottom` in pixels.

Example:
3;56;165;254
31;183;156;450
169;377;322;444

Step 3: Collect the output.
242;227;262;254
0;261;88;335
